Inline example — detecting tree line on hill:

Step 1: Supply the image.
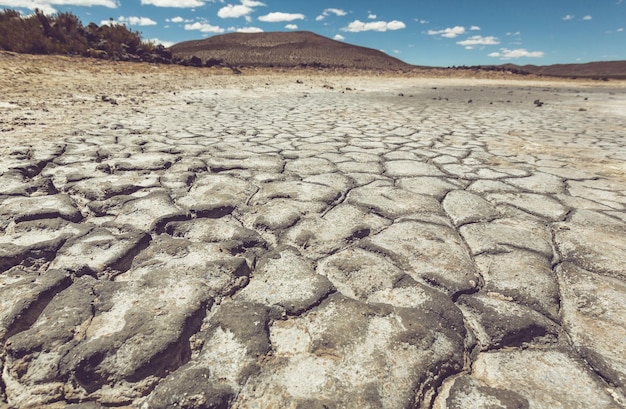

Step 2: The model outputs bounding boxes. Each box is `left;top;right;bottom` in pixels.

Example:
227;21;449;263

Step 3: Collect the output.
0;9;184;64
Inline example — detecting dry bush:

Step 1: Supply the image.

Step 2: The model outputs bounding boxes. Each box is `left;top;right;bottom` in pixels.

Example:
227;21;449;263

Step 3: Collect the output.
0;9;156;58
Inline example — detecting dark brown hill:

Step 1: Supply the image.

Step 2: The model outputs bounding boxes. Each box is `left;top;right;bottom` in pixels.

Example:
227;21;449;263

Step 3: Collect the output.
169;31;412;70
502;61;626;79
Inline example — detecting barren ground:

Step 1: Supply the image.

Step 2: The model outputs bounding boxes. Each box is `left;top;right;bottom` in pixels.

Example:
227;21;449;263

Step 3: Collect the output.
1;53;625;408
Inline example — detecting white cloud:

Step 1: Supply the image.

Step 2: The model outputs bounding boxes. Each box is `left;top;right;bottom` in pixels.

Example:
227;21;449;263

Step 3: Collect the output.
470;25;480;31
217;1;264;19
184;21;225;33
456;35;499;46
103;16;156;26
142;0;204;6
169;16;184;23
368;13;376;19
582;15;592;20
341;19;406;32
315;8;346;21
258;12;304;22
414;18;429;24
325;8;346;16
428;26;466;38
618;27;624;32
285;23;298;30
506;31;521;36
218;4;252;18
1;0;117;14
236;26;263;33
562;14;575;20
146;38;175;47
488;48;544;59
115;16;157;26
51;0;118;5
16;2;57;14
386;20;406;30
333;34;345;41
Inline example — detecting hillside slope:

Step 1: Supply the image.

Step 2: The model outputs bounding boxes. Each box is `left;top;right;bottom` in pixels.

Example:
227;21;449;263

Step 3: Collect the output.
503;61;626;79
169;31;412;70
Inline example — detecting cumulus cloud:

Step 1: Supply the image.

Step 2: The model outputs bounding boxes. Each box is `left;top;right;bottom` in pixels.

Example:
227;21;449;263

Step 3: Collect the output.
258;12;304;22
184;21;224;33
315;7;347;21
1;0;118;14
218;4;252;18
456;35;499;46
2;1;54;14
488;48;544;59
285;23;297;30
428;26;466;38
236;26;263;32
217;1;264;21
109;16;157;26
562;14;575;20
582;15;592;20
141;0;204;6
368;13;376;19
146;38;175;47
341;19;406;32
470;25;480;31
333;34;345;41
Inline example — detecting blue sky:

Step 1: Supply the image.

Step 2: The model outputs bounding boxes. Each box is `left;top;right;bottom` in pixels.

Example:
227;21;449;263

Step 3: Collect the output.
2;0;625;66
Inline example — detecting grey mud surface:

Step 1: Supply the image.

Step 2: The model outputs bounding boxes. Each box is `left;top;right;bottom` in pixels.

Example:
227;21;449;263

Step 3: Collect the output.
1;73;626;408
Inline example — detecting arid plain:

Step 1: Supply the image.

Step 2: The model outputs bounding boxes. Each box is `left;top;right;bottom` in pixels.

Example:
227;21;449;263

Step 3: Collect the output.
1;53;625;408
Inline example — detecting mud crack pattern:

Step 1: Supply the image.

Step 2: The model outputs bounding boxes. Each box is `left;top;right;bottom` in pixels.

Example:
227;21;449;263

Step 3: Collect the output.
1;75;625;409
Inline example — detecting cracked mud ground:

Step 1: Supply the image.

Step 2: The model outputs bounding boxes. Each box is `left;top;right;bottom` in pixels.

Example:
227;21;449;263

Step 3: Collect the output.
1;55;626;408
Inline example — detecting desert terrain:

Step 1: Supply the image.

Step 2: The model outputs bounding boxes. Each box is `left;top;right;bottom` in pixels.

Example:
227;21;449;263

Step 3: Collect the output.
1;53;625;408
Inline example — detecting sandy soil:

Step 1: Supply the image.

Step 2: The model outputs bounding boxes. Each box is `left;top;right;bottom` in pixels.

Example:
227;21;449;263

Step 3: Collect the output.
2;52;624;100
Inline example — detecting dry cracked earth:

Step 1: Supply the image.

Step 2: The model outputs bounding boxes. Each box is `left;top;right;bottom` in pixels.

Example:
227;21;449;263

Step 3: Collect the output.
1;55;626;408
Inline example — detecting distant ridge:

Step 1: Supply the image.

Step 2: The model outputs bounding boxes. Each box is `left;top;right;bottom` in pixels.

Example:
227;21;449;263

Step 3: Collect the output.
169;31;413;70
503;61;626;79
